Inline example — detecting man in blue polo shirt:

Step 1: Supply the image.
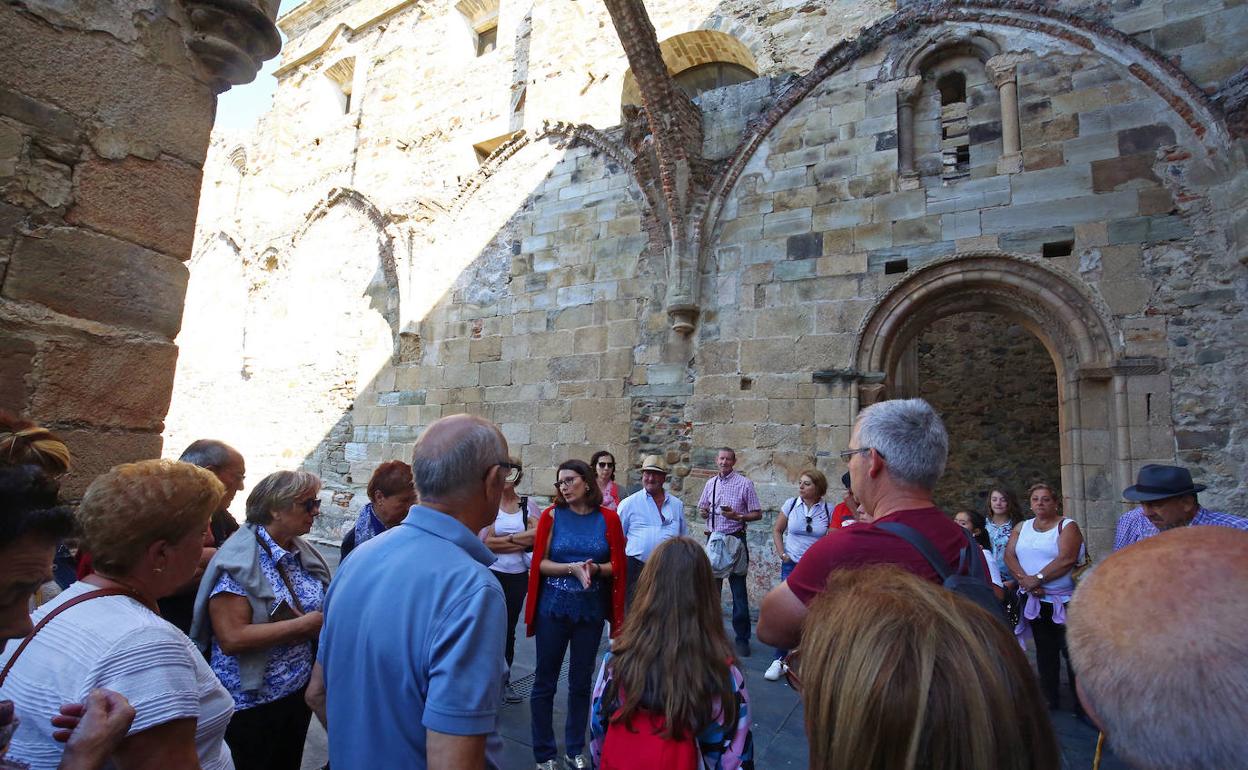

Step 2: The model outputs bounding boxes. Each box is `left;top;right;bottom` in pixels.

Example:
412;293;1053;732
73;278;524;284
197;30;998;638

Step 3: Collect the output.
315;414;511;769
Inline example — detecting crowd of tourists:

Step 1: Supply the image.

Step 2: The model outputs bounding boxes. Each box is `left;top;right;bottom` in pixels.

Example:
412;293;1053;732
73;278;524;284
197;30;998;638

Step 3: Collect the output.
1;401;1246;770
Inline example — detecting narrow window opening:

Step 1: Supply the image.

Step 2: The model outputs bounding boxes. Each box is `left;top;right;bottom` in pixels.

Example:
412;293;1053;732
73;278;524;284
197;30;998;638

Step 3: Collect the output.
476;24;498;56
740;377;753;391
885;259;909;275
937;72;967;105
324;57;356;115
938;71;970;182
1042;240;1074;258
1145;392;1152;420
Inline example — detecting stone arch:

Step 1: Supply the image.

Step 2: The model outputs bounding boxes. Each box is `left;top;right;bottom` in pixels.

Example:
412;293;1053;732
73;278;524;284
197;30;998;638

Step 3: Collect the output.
700;2;1232;259
621;30;759;107
851;252;1150;553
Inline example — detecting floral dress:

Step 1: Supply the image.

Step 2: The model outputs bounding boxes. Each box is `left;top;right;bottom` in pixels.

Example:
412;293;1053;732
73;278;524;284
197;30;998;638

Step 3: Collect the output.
985;519;1014;582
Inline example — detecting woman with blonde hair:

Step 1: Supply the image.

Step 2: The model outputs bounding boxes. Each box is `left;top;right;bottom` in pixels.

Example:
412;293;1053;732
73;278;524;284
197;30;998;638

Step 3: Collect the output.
192;470;331;770
0;411;71;478
589;536;752;769
799;565;1058;770
0;459;235;770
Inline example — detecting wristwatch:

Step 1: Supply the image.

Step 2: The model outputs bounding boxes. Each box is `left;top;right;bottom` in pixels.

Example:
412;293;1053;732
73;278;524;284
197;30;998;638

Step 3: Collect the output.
1035;572;1046;582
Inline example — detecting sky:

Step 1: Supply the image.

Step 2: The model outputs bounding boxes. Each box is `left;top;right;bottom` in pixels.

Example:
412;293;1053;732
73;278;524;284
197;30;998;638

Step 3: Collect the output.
213;0;306;132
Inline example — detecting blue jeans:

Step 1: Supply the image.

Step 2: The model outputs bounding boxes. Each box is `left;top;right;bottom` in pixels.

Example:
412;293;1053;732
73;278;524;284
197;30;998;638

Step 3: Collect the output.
774;560;797;659
714;573;751;644
531;612;605;762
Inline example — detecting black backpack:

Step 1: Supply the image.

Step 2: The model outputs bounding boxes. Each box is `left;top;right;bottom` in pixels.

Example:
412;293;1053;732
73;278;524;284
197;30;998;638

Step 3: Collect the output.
876;522;1008;625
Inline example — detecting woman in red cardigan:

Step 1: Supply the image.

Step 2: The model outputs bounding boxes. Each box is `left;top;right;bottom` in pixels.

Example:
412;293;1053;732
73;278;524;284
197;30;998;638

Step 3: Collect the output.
525;459;627;770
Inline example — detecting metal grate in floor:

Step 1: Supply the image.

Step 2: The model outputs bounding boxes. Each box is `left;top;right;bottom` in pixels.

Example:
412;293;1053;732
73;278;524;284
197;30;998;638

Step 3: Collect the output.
506;637;610;702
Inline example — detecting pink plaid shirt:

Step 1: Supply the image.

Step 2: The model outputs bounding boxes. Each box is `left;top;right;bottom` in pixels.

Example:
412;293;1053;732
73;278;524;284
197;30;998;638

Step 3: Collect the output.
698;471;761;535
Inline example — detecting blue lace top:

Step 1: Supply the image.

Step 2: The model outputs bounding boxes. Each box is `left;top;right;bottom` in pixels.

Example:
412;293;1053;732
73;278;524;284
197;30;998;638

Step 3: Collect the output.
539;507;609;622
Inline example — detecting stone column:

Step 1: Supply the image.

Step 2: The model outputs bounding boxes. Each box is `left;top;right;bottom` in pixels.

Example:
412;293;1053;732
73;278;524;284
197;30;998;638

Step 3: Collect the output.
988;58;1022;174
894;76;922;190
0;1;279;494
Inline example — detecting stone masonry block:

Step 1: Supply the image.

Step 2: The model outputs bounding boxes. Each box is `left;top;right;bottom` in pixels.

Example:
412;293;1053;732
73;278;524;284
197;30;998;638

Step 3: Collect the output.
0;334;36;412
5;227;188;338
762;208;812;239
32;337;178;430
67;155;203;259
56;429;163;500
468;335;502;362
1092;153;1161;192
740;339;796;372
1010;164;1093;205
981;191;1138;233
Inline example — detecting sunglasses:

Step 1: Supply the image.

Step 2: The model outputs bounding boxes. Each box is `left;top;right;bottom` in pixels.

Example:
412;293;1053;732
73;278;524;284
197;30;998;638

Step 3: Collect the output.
302;498;321;513
597;462;615;468
500;462;522;485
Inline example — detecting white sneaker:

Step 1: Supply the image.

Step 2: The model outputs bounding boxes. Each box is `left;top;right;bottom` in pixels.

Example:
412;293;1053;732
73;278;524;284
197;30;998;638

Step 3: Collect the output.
764;659;785;681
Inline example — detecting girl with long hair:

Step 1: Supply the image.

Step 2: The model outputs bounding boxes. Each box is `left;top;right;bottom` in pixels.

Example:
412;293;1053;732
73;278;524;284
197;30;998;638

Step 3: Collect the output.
984;487;1024;585
589;537;753;770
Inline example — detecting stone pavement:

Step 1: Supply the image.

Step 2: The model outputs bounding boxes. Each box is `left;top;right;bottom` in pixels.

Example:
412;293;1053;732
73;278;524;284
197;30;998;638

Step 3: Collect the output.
300;544;1128;769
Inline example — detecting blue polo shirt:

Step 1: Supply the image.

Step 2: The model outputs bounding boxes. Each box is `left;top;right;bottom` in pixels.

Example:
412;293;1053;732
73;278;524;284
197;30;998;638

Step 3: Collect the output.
319;504;507;769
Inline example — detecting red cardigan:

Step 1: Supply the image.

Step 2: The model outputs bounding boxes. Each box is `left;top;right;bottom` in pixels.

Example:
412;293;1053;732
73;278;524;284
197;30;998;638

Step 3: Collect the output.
525;504;628;637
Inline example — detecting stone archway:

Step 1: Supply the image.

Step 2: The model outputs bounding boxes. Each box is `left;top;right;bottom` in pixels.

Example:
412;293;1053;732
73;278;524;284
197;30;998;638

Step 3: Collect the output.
852;251;1162;555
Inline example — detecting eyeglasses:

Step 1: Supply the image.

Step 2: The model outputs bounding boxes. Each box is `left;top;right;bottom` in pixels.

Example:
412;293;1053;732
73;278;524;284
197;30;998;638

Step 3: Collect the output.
301;498;321;513
838;447;874;462
597;462;615;468
500;462;522;485
554;477;580;489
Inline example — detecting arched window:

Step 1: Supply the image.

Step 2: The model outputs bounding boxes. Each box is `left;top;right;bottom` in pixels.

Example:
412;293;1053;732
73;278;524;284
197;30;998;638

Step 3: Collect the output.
673;61;756;100
621;30;758;110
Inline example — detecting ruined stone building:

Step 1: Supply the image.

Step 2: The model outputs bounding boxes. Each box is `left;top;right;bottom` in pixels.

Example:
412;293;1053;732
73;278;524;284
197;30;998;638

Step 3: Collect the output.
1;0;282;496
167;0;1248;599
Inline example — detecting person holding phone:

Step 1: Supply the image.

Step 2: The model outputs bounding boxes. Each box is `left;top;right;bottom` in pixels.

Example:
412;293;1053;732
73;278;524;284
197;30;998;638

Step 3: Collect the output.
192;470;332;770
697;448;762;659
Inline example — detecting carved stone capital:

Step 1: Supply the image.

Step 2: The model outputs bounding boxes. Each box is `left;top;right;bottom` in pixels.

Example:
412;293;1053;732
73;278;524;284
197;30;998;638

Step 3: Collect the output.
667;304;699;335
182;0;282;93
986;61;1016;89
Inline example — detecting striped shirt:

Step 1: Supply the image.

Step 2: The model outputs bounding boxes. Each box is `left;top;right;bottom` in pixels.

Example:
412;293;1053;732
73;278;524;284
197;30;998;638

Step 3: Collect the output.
0;582;235;770
698;471;762;535
1113;506;1248;551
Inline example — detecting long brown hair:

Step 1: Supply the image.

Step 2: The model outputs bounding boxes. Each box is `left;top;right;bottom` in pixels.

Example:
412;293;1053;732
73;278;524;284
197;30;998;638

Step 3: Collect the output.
802;566;1059;770
553;459;603;510
988;486;1024;524
604;537;737;740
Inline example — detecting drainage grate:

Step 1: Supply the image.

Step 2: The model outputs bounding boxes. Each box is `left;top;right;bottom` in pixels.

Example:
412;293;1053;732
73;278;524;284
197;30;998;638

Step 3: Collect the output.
506;638;611;702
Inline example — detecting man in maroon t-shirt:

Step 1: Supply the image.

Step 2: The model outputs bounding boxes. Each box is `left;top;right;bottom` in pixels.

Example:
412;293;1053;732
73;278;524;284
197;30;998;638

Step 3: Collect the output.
757;398;988;650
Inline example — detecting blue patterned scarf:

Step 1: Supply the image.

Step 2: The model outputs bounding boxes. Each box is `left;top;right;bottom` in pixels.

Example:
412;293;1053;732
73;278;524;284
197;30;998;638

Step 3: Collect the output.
353;502;386;549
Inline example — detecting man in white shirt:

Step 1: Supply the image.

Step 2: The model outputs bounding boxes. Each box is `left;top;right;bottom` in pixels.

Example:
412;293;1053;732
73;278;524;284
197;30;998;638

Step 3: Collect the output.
616;455;686;607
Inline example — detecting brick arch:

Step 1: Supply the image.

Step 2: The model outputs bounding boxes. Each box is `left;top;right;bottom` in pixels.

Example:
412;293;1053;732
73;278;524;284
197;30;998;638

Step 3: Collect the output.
620;29;759;107
850;251;1148;552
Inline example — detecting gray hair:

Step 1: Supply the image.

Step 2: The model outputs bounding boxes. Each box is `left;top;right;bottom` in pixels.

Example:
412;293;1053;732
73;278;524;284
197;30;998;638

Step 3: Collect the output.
245;470;320;524
411;419;508;500
179;439;239;469
855;398;948;491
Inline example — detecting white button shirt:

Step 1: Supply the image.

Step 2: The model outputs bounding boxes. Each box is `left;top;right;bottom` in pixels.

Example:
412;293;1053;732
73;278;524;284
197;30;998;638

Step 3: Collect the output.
617;488;687;562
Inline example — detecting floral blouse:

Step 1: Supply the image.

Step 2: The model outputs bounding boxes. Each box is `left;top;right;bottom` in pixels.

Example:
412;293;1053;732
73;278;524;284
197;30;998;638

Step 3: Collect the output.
985;519;1014;580
589;651;754;769
209;526;325;710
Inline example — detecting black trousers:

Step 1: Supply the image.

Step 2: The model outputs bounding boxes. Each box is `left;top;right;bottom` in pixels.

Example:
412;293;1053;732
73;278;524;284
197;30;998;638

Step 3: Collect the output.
625;556;647;611
492;569;529;670
224;686;312;770
1031;603;1081;714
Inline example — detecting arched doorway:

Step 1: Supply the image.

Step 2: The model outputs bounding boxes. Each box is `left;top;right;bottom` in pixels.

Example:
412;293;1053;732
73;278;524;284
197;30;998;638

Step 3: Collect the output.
852;251;1149;555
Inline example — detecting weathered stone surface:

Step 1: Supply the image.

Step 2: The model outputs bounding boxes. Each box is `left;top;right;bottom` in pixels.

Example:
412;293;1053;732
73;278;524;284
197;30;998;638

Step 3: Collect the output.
5;227;189;337
55;429;164;499
66;155;202;259
32;338;179;430
0;334;36;412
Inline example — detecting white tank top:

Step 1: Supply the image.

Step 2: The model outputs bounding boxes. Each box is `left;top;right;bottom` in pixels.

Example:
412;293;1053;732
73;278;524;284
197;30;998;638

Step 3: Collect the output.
1015;518;1076;602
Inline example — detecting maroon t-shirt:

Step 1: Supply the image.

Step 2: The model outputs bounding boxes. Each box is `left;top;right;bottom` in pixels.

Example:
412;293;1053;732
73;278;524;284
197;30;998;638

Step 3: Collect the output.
787;506;986;604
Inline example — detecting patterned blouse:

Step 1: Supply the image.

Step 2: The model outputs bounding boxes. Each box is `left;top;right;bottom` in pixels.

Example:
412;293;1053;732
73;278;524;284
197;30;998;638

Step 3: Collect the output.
539;507;610;623
209;526;325;710
589;651;754;770
985;519;1014;580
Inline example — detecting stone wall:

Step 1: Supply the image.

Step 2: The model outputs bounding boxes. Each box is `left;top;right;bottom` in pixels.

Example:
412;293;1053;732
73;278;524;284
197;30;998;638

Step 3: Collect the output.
917;313;1061;514
172;0;1248;606
0;1;278;495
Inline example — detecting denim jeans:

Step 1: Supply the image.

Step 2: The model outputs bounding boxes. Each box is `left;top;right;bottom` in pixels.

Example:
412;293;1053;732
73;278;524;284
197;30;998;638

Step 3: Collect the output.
713;532;751;644
773;560;797;659
530;612;605;762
